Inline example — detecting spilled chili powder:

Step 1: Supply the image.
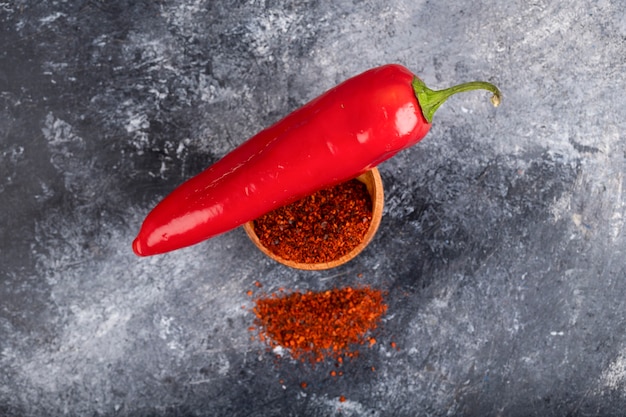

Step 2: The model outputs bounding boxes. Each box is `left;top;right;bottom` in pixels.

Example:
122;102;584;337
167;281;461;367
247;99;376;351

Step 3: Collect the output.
252;286;387;362
253;179;372;263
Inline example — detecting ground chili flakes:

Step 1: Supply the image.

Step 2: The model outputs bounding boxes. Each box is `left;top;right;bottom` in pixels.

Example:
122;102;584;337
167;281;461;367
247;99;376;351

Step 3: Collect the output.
253;179;372;264
252;286;387;362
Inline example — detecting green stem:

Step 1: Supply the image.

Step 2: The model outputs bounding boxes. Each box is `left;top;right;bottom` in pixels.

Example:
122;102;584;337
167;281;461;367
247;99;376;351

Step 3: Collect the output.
412;77;501;123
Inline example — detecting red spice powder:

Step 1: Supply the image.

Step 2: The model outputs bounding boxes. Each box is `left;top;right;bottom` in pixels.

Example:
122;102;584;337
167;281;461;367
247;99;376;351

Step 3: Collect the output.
252;179;372;264
252;286;387;362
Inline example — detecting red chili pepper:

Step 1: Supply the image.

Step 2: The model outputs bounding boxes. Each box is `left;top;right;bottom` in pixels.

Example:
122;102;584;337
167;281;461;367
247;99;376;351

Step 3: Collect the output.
133;64;500;256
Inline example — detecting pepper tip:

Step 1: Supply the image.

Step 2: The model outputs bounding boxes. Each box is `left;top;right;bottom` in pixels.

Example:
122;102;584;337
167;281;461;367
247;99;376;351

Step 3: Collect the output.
132;237;145;257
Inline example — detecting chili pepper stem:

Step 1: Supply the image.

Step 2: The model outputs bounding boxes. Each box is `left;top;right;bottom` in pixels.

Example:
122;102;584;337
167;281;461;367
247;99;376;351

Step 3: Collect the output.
412;78;501;123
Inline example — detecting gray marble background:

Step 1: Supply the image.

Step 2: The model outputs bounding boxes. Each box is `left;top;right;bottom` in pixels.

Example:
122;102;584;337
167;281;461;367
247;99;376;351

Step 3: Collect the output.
1;0;625;416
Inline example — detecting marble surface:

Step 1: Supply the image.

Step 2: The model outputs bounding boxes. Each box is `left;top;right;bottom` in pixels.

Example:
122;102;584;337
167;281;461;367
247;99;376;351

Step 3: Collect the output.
1;0;625;416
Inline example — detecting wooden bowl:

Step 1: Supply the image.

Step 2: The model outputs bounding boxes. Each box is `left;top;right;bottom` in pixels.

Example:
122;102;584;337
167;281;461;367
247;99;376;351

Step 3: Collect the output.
243;168;384;270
